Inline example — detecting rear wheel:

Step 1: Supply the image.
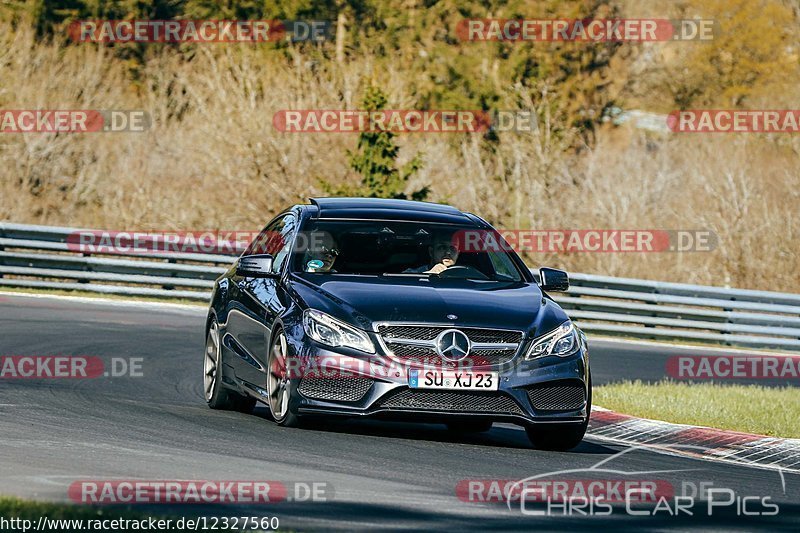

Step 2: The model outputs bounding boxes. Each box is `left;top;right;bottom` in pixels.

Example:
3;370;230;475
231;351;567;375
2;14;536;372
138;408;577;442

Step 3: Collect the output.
204;319;256;413
267;327;303;427
446;420;493;433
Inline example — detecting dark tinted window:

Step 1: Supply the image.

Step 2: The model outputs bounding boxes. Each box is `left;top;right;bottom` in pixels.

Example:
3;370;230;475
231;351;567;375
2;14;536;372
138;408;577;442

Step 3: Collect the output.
245;214;296;274
292;219;524;282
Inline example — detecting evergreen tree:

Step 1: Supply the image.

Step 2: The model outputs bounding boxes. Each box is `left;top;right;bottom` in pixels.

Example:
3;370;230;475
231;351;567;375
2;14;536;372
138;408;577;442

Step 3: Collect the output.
325;85;429;200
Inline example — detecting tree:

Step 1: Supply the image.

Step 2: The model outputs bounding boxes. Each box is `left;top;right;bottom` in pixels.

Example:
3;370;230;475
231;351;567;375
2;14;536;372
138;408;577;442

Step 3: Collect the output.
630;0;798;109
324;85;429;200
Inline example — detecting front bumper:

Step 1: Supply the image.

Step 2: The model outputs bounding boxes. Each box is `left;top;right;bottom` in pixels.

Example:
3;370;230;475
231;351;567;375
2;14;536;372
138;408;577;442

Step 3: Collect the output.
288;339;590;427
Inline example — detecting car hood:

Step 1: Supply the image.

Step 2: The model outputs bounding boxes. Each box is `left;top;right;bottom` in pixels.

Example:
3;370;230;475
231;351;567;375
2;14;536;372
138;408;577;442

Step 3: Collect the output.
289;273;567;336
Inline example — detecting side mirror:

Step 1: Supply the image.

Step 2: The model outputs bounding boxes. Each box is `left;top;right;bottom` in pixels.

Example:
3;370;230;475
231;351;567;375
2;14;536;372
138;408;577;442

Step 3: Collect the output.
236;254;276;277
538;267;569;292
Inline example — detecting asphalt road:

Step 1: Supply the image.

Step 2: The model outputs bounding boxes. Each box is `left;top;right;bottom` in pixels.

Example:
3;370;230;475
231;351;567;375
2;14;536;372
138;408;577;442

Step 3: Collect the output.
0;293;797;531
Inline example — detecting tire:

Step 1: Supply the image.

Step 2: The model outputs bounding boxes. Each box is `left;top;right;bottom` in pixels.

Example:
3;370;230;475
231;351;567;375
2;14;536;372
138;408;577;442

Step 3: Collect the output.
204;318;256;413
446;420;493;433
526;375;592;451
525;421;587;451
266;327;303;427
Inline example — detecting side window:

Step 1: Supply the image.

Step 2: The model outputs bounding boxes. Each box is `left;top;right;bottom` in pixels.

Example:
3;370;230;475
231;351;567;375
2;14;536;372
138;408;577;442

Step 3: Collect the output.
244;223;276;257
488;248;521;280
271;215;296;274
244;214;296;274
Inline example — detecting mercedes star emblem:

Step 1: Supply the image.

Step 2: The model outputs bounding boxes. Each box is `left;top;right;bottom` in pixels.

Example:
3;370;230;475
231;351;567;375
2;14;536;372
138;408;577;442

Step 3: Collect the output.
435;329;471;361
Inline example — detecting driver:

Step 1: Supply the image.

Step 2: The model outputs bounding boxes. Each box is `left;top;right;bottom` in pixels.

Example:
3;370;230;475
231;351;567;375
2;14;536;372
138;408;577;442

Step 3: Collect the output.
304;232;339;273
405;234;460;274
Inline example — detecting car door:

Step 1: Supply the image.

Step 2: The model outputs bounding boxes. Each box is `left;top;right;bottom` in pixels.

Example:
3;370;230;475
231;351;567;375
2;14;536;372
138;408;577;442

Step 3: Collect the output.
227;213;297;389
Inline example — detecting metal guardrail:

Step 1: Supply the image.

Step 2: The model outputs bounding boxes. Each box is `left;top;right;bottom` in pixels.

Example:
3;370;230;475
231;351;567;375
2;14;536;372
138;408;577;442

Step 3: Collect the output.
0;222;233;300
1;222;799;350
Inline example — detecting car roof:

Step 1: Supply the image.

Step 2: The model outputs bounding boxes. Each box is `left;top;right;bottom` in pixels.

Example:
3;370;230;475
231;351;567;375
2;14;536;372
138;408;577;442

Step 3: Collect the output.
305;197;476;225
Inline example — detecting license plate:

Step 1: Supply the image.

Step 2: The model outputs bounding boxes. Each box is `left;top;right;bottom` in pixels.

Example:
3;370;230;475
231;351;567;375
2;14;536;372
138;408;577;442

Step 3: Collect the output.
408;369;499;391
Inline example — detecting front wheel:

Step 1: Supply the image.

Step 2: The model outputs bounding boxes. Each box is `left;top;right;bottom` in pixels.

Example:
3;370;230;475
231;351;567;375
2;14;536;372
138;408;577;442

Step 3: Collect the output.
525;421;587;451
267;327;303;427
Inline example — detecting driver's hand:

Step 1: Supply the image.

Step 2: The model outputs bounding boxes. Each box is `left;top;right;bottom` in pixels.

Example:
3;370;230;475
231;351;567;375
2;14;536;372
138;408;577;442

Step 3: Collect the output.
425;263;449;274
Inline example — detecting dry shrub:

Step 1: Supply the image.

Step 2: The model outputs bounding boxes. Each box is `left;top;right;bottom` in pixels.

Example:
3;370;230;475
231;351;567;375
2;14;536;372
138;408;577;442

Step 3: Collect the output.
0;24;797;291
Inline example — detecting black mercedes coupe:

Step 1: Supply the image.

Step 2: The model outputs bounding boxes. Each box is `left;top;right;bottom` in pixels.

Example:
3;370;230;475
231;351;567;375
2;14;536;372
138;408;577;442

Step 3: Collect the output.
204;198;590;450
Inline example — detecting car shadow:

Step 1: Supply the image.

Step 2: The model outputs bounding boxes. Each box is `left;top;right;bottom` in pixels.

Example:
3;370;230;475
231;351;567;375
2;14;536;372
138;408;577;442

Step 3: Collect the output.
251;405;615;454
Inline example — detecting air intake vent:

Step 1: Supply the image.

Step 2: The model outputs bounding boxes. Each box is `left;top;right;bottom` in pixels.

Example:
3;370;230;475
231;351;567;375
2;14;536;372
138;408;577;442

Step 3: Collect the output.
298;376;373;402
526;381;586;411
378;389;524;415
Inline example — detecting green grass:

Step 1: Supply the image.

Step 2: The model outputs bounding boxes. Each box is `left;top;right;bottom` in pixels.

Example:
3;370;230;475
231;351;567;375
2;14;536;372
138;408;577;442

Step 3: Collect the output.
0;496;139;518
594;380;800;439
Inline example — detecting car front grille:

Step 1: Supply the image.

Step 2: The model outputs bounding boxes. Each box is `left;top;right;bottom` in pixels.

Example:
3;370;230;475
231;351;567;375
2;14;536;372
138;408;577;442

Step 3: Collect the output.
526;381;586;411
386;344;441;364
377;389;525;415
297;376;373;402
379;325;523;344
377;324;523;366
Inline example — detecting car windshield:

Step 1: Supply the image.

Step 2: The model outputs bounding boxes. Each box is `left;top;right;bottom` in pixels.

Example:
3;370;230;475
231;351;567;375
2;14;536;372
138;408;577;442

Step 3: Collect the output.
292;219;524;282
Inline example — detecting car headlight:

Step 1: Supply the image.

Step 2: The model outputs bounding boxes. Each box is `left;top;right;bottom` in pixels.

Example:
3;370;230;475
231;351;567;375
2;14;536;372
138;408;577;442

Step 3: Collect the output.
525;321;580;359
302;309;375;354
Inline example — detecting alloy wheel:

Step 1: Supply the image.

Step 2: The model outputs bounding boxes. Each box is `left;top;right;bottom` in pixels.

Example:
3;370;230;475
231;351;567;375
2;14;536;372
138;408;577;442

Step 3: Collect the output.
267;331;290;420
204;321;220;401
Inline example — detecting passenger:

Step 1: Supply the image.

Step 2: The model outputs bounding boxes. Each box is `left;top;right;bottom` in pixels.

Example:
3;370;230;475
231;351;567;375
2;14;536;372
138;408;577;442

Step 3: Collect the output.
305;233;339;273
